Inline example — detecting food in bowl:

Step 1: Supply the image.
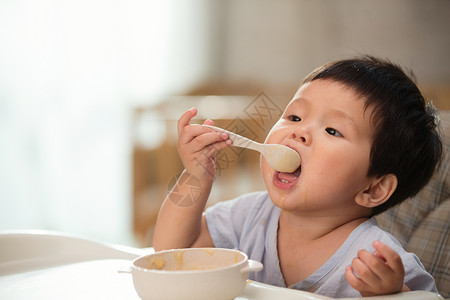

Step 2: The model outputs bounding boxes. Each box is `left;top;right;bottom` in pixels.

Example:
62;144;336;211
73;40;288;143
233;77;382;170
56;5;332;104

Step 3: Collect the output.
119;248;263;300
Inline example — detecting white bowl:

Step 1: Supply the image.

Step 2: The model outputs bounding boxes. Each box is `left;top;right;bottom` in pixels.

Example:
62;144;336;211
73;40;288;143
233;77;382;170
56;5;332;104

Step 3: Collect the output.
119;248;263;300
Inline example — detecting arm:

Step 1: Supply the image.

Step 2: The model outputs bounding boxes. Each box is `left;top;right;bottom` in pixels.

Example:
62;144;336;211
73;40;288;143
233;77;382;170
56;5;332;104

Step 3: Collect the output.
345;240;409;296
152;108;231;251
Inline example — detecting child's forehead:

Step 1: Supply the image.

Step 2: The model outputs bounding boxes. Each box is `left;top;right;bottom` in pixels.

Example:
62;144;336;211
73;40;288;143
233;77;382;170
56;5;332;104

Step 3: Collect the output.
294;79;355;96
293;82;312;97
285;82;312;108
288;79;365;108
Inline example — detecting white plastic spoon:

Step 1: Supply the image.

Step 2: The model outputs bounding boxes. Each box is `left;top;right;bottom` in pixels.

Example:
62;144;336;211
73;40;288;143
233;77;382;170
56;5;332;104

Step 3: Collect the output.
204;125;301;173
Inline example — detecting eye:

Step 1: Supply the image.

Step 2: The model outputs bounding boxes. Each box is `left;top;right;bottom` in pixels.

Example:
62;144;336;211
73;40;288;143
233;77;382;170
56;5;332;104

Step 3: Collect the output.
288;115;301;122
325;128;343;137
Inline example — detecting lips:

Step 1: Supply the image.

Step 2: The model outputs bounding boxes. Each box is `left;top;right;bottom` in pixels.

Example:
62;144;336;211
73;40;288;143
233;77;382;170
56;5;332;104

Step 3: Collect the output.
273;165;301;190
270;144;301;189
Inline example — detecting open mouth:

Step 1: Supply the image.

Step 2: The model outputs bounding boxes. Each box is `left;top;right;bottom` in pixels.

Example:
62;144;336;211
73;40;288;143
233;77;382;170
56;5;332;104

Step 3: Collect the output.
273;165;301;189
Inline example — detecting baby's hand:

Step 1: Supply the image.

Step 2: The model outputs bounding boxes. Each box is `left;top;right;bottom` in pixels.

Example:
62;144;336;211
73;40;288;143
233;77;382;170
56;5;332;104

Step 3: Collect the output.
177;108;231;181
345;240;409;296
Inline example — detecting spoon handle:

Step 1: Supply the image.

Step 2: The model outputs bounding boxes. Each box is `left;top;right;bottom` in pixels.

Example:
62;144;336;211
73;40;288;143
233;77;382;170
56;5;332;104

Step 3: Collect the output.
203;125;262;153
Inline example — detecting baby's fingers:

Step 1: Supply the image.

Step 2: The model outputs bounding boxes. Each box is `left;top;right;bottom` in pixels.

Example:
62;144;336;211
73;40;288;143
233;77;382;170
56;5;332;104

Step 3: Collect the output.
179;126;229;153
349;243;405;295
345;265;371;294
177;107;197;136
351;252;382;284
372;241;404;274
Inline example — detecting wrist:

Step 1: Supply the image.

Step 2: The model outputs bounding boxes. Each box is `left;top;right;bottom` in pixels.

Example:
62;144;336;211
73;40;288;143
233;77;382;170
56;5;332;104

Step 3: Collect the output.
182;169;215;187
166;170;213;207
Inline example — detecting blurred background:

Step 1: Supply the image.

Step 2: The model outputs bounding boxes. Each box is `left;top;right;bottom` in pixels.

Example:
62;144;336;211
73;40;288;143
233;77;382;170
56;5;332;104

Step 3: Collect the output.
1;0;449;247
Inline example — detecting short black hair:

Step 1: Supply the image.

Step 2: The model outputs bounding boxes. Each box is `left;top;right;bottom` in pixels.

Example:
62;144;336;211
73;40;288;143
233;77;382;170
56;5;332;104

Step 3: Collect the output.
302;56;442;215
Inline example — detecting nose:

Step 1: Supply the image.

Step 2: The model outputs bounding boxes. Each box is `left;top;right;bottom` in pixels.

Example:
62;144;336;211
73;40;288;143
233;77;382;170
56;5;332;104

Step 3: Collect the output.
290;126;311;145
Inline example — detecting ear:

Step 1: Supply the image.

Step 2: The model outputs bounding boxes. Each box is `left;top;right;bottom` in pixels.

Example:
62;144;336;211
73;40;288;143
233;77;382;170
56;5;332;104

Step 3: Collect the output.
355;174;398;208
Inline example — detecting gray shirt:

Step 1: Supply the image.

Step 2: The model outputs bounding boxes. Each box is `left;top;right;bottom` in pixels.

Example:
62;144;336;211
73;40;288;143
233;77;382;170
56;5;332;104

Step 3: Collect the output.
205;191;437;298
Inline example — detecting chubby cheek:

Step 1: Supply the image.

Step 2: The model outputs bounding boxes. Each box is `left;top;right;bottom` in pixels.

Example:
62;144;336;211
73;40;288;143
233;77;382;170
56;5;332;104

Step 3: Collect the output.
310;151;370;199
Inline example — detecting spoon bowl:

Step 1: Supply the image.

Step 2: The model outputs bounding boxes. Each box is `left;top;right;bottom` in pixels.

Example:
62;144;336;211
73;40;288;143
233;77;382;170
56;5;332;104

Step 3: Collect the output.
204;125;300;173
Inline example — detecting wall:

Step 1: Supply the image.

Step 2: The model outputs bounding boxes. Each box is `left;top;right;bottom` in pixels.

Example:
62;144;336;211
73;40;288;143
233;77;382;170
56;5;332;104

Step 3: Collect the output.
198;0;450;105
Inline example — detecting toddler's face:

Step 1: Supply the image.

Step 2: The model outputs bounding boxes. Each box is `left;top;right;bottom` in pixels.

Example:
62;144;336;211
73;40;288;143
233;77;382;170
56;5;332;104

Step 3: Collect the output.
261;79;375;216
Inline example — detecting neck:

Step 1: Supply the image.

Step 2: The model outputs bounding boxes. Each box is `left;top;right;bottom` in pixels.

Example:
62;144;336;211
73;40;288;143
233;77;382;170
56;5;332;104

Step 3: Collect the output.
278;211;370;242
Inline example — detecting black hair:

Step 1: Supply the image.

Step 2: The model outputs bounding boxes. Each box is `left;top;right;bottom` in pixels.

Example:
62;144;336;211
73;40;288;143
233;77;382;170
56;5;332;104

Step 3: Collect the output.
302;56;443;215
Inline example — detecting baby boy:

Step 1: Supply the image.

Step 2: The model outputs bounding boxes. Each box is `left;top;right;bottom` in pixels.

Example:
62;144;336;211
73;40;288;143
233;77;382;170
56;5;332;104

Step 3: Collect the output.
153;56;442;297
